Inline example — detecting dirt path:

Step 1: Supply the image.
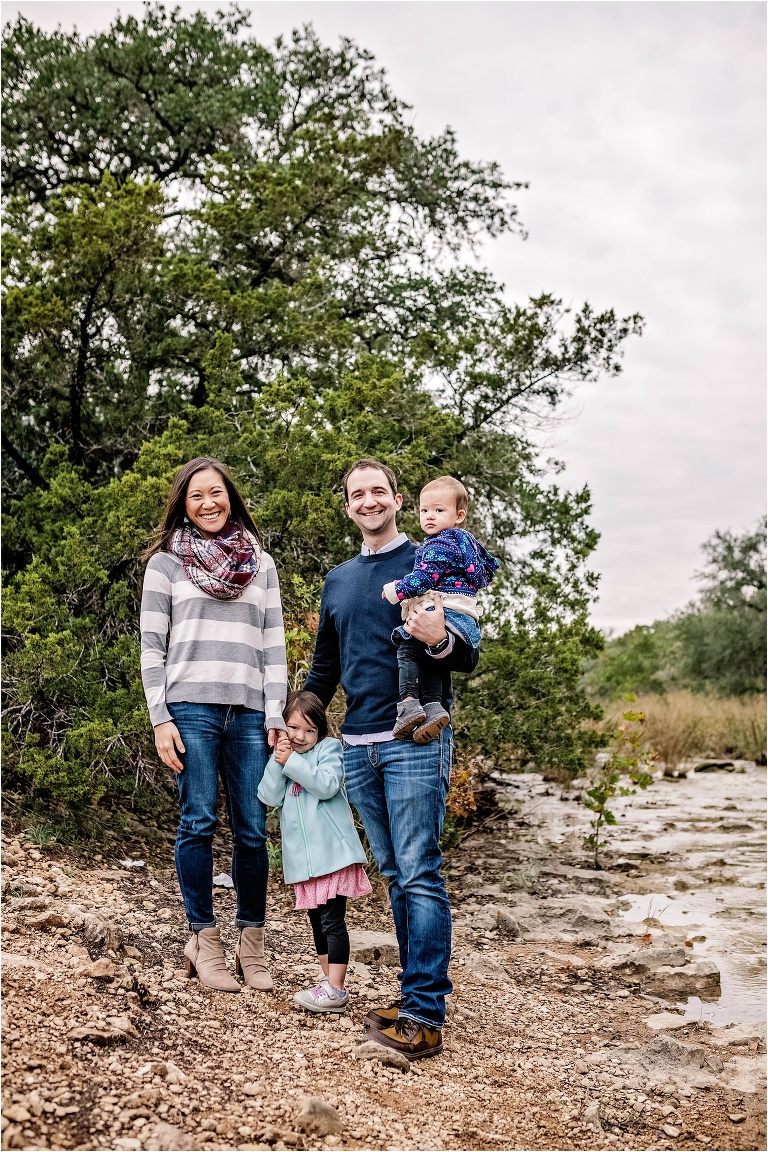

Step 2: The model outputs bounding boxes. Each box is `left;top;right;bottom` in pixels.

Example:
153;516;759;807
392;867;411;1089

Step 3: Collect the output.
1;786;765;1152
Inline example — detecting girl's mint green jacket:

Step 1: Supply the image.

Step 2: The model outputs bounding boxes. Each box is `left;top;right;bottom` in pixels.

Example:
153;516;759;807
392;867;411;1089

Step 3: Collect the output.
257;738;367;884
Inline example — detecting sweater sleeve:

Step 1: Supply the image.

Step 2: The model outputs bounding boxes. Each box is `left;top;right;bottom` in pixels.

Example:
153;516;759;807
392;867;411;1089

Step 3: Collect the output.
392;537;460;601
282;740;343;801
140;557;172;727
261;556;288;732
257;754;289;808
303;582;341;707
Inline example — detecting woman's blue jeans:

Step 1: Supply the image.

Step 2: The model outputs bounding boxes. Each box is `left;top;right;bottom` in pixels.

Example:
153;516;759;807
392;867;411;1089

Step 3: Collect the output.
342;728;453;1030
167;703;269;932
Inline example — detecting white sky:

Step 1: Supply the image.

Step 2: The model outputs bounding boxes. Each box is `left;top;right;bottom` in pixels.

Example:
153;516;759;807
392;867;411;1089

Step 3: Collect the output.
5;1;766;633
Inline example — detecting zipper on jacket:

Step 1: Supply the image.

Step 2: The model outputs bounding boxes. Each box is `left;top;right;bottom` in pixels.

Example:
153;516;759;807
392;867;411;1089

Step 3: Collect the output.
295;792;312;876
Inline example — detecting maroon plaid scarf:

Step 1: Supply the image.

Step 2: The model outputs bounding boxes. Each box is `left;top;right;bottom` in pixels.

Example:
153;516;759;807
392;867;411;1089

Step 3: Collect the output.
170;522;259;600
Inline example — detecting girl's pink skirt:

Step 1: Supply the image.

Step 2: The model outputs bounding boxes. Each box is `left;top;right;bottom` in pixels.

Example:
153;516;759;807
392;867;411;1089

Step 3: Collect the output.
294;863;372;910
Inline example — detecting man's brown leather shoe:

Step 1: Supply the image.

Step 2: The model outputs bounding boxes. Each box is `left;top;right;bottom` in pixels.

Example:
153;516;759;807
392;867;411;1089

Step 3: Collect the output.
367;1016;443;1060
364;1000;402;1032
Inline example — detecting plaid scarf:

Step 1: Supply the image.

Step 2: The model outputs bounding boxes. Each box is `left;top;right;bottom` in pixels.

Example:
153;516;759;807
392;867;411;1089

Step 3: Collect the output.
170;521;259;600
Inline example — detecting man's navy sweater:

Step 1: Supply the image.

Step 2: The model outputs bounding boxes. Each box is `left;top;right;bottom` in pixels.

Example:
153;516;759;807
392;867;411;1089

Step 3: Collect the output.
304;541;479;735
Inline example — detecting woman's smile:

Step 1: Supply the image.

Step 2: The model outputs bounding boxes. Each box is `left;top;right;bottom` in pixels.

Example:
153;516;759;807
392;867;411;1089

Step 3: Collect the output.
185;467;232;538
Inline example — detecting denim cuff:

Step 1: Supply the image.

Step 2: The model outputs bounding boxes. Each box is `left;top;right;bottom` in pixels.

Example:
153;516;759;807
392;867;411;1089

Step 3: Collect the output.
235;918;266;930
189;920;216;932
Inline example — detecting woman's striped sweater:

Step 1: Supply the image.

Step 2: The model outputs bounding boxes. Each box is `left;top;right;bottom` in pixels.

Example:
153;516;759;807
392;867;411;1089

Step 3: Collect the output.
140;550;288;730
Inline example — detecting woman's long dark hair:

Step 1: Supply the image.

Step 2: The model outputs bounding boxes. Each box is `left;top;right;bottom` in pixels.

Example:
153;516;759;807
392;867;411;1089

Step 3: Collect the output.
142;457;261;560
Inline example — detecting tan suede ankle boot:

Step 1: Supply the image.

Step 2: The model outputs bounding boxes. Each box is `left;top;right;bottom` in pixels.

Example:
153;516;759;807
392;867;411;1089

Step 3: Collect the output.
183;927;241;992
235;927;273;990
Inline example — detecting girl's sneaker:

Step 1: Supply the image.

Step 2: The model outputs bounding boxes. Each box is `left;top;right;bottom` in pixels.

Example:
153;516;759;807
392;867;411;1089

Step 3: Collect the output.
293;978;349;1013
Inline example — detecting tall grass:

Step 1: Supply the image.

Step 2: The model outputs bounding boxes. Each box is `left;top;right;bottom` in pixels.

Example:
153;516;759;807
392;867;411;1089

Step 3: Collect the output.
601;692;766;768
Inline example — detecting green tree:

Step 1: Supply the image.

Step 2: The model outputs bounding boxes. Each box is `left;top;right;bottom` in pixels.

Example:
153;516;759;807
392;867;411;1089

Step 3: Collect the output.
2;7;644;824
2;7;640;504
585;519;766;700
675;519;766;695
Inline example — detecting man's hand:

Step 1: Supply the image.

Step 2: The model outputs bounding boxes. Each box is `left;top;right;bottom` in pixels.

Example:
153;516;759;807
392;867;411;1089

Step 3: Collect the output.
154;721;186;774
404;593;448;647
267;727;281;749
273;734;293;766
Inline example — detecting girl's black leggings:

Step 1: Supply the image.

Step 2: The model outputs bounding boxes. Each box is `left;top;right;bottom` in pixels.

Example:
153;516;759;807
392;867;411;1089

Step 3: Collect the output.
306;895;349;966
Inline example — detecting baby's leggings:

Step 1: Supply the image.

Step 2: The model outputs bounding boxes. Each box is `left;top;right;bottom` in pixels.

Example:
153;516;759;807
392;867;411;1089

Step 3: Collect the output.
306;895;349;965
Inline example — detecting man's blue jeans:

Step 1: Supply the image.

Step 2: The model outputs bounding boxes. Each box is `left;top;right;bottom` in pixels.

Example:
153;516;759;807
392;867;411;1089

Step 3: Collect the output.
342;729;453;1030
167;703;269;932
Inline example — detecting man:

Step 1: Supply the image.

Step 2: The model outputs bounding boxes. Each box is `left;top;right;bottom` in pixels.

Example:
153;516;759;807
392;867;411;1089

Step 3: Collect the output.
304;458;478;1059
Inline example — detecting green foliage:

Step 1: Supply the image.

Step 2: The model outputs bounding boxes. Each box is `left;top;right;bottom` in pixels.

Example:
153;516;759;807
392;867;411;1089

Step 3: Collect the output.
585;519;766;700
582;621;680;699
584;708;654;868
1;6;645;827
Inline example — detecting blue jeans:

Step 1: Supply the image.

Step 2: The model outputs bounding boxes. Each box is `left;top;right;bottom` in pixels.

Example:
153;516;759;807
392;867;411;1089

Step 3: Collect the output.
167;703;270;932
342;729;453;1029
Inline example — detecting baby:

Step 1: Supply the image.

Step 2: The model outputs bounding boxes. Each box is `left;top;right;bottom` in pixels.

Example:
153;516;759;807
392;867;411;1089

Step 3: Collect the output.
382;476;499;743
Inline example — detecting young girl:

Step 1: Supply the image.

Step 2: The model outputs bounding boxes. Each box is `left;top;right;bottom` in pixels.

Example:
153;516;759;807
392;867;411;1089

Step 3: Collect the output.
258;690;372;1012
382;475;499;744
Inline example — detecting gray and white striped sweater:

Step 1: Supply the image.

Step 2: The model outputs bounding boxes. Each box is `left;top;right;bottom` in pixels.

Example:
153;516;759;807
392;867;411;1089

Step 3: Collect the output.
140;550;288;729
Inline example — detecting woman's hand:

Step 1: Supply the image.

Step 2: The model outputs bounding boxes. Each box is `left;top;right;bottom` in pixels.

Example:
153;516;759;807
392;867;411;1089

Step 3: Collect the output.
273;734;293;766
154;722;186;774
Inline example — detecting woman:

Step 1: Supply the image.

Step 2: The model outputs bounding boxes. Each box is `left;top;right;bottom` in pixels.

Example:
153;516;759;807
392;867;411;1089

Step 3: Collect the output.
140;457;287;992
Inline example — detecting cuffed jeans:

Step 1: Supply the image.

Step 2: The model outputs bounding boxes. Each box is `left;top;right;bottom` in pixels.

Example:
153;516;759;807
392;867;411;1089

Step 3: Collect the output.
167;703;269;932
342;729;453;1029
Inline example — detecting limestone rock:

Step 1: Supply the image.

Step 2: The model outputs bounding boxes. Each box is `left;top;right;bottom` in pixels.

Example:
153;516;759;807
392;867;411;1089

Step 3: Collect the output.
1;951;44;971
710;1021;766;1049
582;1101;603;1133
2;1105;32;1124
83;912;123;951
143;1121;196;1150
643;1012;692;1032
495;907;519;936
295;1096;343;1136
597;945;687;975
460;951;509;982
74;957;117;980
647;960;720;998
24;909;69;930
353;1040;411;1071
348;929;399;966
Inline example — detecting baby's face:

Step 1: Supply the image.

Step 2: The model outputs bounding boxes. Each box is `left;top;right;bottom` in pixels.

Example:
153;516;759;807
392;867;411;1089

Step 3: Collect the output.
419;488;466;536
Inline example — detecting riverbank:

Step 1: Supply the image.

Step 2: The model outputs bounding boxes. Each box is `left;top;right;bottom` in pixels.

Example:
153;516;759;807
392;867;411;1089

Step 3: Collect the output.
1;765;765;1152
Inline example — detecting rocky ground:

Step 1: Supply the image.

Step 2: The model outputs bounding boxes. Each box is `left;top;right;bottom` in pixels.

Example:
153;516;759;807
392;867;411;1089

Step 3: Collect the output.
2;776;766;1152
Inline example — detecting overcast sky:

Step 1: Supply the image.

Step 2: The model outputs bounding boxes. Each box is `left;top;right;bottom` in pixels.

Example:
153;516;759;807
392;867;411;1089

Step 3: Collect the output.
6;1;766;633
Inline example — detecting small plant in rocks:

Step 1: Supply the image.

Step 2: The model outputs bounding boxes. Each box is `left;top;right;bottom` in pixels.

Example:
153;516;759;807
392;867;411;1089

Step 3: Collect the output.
584;703;655;868
503;858;541;892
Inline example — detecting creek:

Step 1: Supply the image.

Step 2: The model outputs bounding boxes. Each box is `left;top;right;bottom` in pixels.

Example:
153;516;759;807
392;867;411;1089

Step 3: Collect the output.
490;761;766;1026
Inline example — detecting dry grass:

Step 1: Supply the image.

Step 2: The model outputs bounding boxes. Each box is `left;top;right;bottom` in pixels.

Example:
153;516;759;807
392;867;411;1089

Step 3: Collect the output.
602;691;767;768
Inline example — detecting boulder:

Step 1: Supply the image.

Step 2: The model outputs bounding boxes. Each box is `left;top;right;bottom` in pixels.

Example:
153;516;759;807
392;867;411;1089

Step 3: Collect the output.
24;909;69;930
295;1097;343;1136
348;930;399;966
643;1012;692;1032
647;960;720;999
83;912;123;952
352;1040;410;1071
143;1122;197;1150
460;951;509;983
74;958;117;980
597;945;688;976
710;1021;766;1049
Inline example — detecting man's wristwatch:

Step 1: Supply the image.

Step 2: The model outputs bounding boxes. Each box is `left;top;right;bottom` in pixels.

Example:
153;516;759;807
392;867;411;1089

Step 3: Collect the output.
427;633;451;655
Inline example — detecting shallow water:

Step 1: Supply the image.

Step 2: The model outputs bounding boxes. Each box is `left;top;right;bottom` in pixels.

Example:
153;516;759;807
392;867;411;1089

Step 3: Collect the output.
505;762;767;1025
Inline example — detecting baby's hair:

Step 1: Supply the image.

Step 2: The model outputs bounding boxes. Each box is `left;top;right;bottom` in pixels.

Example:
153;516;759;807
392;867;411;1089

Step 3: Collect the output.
421;476;469;514
283;690;328;741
